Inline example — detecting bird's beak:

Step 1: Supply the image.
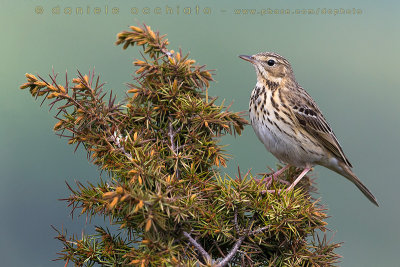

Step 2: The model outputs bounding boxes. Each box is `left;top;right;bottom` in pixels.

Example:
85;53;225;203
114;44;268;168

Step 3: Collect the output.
239;55;255;63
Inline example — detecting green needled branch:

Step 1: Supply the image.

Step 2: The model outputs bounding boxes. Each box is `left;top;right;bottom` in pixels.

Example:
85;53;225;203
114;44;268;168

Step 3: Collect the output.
19;23;341;266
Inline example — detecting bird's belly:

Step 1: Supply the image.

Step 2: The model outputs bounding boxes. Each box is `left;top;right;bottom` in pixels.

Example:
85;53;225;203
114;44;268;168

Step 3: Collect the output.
250;113;322;168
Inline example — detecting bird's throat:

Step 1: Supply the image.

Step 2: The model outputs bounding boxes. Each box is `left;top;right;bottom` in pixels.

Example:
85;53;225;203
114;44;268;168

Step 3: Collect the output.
257;78;280;92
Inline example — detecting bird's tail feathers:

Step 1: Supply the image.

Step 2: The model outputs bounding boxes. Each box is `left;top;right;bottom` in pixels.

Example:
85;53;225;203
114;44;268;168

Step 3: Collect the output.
334;163;379;206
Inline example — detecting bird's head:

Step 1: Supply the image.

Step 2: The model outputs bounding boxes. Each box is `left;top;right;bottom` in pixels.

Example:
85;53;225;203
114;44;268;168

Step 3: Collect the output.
239;52;294;84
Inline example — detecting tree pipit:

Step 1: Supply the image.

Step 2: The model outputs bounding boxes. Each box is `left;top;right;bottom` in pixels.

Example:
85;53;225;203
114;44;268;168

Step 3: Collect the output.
240;52;378;206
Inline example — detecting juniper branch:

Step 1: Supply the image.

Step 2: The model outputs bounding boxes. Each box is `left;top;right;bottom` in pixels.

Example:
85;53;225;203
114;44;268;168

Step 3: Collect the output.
108;131;133;161
168;121;183;179
215;235;247;267
216;211;270;266
19;23;340;266
183;231;212;264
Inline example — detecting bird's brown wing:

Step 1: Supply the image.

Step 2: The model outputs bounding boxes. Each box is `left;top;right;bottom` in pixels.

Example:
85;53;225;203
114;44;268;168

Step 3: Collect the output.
288;90;352;168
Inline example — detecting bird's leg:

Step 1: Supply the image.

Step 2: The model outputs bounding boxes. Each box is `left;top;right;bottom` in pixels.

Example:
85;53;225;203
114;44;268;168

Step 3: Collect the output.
266;167;311;193
256;164;291;185
286;167;311;191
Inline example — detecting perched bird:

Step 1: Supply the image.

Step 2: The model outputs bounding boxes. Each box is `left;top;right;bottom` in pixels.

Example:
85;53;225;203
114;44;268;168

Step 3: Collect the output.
239;52;378;206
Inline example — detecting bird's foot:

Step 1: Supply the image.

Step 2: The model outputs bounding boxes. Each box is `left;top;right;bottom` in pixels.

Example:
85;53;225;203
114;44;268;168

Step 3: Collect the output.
255;164;291;186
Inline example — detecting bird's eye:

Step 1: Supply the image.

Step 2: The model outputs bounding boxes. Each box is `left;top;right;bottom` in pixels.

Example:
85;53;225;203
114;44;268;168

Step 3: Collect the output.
267;59;275;66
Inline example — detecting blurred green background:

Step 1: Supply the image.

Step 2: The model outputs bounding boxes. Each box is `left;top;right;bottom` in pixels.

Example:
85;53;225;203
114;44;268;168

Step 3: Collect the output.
1;0;399;266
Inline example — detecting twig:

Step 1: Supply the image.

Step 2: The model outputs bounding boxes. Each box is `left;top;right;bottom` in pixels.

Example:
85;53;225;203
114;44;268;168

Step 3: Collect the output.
168;122;183;179
183;231;212;264
183;209;270;267
249;226;269;236
212;239;226;258
215;212;268;267
168;122;177;155
234;208;240;234
109;131;132;161
215;235;246;267
238;250;254;267
160;46;172;58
